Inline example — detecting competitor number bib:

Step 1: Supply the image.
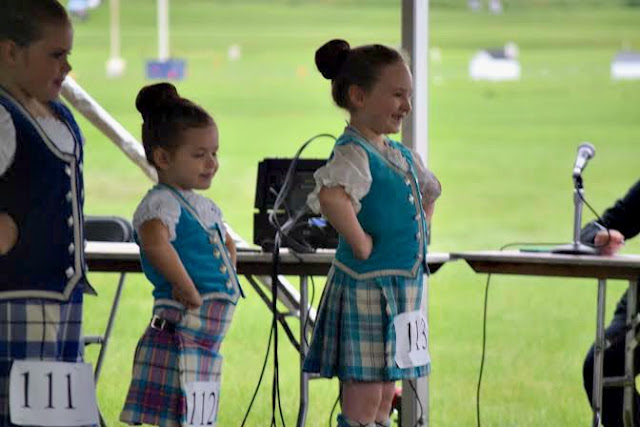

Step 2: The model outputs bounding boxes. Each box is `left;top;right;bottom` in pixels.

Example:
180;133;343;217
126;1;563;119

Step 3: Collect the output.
394;310;430;369
185;381;221;426
9;360;99;426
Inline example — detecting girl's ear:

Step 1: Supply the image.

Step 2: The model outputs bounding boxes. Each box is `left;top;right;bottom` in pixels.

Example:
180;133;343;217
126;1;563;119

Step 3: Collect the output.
152;147;171;171
347;84;366;109
0;40;19;67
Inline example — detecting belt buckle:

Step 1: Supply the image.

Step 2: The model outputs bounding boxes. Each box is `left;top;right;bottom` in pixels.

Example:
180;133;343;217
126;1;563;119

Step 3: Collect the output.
150;314;167;331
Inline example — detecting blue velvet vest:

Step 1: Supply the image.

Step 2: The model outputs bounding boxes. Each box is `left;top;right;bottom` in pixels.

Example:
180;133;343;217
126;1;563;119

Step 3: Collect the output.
333;130;428;279
138;185;243;304
0;88;88;301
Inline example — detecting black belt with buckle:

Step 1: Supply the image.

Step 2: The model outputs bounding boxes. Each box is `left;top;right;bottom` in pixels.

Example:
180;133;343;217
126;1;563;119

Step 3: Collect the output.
150;314;177;333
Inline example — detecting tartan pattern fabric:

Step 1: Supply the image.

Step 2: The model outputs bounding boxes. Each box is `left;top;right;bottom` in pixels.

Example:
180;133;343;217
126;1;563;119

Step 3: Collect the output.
120;298;235;426
303;266;430;381
0;287;84;426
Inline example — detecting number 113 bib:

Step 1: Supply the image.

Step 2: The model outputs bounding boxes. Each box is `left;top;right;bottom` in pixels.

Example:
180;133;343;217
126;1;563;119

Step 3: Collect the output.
394;310;430;369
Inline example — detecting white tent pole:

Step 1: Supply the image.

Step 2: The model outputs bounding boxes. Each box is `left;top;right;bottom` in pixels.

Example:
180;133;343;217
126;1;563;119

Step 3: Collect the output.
157;0;170;61
402;0;429;161
401;1;430;426
109;0;120;60
61;77;158;182
105;0;126;78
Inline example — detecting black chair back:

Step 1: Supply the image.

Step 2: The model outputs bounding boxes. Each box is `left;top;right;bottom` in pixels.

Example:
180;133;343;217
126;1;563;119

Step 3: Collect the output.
84;216;133;243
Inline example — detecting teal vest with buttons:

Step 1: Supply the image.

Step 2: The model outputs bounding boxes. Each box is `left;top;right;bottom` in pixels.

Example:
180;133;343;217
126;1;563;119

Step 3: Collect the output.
137;186;242;303
333;130;428;279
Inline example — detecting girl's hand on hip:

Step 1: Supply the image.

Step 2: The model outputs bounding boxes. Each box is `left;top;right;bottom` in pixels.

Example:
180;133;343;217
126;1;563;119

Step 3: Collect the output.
353;233;373;260
0;214;18;255
172;285;203;309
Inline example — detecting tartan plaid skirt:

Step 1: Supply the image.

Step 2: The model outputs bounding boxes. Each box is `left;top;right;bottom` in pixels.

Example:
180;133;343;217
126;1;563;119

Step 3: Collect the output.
120;297;235;427
303;266;430;381
0;287;85;426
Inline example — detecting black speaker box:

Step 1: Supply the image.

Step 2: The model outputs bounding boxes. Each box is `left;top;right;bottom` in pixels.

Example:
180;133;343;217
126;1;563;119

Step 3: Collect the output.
253;158;338;251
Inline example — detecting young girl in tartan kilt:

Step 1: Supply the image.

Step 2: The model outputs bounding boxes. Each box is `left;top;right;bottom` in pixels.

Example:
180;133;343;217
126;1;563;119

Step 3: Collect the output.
303;39;441;427
120;83;243;427
0;1;91;425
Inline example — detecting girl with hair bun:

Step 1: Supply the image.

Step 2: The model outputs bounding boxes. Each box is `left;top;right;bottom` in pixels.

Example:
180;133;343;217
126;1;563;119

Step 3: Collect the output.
304;39;441;427
120;82;243;426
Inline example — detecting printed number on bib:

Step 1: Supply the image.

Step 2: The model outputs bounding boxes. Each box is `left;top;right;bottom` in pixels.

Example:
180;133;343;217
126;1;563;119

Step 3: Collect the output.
394;310;430;369
185;381;220;426
9;360;99;426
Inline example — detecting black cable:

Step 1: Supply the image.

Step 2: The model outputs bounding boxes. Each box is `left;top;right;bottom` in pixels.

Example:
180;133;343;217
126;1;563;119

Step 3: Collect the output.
577;187;603;223
269;186;294;219
237;133;333;426
271;233;278;427
271;232;284;427
276;346;286;427
475;184;607;426
268;133;336;253
241;324;274;426
263;133;336;425
475;241;566;427
328;383;341;427
577;187;612;248
476;272;491;427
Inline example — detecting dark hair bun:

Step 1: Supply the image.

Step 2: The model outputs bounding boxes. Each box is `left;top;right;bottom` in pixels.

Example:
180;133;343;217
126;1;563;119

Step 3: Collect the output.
135;83;180;118
315;39;350;80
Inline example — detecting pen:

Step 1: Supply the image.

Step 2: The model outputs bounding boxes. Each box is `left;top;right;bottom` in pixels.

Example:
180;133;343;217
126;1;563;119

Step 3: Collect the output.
594;222;607;232
594;222;625;246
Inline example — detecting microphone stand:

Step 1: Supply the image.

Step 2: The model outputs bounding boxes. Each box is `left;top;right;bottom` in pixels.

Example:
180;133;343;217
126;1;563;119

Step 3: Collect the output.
551;174;598;255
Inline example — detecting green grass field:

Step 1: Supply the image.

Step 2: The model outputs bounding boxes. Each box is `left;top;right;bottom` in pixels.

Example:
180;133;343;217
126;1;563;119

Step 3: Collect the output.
70;1;640;425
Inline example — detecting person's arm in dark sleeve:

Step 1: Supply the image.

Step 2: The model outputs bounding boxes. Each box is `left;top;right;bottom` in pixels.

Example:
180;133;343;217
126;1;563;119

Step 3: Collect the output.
581;179;640;244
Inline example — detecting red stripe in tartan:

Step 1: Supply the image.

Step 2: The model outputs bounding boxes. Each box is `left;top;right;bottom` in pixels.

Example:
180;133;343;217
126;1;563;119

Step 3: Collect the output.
120;299;235;425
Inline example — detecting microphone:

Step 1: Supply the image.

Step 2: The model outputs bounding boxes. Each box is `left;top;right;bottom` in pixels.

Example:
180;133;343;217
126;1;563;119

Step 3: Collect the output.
551;141;599;254
572;142;595;178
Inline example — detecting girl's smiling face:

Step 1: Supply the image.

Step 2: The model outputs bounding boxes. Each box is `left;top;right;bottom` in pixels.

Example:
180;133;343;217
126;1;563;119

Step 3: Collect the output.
156;124;220;191
349;61;413;144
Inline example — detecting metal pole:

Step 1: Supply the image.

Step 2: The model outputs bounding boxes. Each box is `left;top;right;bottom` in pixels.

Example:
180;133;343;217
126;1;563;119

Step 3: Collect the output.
402;1;429;425
623;280;638;426
297;275;309;427
401;0;429;161
93;273;126;382
573;187;583;248
106;0;125;78
552;185;596;254
592;278;607;427
157;0;169;61
110;0;120;60
401;276;429;426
